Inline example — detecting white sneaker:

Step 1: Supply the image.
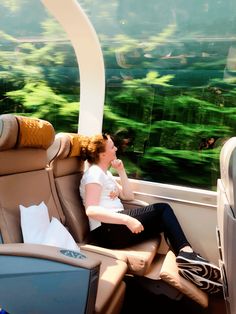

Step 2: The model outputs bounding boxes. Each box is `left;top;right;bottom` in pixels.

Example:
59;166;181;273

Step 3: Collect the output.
176;251;221;282
179;268;223;294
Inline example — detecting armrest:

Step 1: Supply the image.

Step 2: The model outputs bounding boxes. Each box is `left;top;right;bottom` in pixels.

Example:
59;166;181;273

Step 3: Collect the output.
0;243;100;269
122;198;149;210
80;243;128;262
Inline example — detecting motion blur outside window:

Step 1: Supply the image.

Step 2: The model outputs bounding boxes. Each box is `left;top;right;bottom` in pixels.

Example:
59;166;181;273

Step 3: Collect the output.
1;0;236;190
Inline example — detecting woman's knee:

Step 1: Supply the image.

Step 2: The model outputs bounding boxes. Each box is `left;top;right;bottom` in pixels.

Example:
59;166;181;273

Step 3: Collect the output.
153;202;174;215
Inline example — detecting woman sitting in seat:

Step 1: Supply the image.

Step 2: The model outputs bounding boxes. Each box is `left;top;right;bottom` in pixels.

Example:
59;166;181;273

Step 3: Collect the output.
79;133;222;294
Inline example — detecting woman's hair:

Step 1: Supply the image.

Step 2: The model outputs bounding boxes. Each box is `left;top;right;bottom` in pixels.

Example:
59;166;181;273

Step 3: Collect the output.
81;133;109;164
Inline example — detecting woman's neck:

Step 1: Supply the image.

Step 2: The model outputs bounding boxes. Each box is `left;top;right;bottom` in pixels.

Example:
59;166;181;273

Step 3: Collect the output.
96;161;110;172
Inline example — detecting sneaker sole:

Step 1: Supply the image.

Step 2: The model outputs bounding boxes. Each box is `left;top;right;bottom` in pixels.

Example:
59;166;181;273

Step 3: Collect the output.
179;269;223;294
176;255;221;282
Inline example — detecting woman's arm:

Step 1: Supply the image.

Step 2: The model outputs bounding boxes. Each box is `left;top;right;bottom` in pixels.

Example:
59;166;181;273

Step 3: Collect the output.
111;159;134;201
85;183;143;233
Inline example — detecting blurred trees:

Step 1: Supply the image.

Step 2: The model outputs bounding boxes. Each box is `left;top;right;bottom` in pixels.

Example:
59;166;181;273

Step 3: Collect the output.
103;70;236;189
1;0;236;190
0;3;80;132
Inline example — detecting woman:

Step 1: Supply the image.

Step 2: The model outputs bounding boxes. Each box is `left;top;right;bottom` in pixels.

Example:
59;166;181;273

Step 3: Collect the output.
80;133;222;294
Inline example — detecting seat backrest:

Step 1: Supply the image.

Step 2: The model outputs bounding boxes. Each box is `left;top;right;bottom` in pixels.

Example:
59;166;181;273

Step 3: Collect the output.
219;137;236;216
0;114;65;243
47;132;90;243
217;136;236;314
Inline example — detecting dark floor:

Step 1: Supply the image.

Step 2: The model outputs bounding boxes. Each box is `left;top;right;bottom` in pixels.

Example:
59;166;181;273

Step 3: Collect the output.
121;276;227;314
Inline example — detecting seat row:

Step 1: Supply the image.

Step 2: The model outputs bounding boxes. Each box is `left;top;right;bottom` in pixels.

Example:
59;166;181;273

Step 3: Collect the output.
0;114;209;313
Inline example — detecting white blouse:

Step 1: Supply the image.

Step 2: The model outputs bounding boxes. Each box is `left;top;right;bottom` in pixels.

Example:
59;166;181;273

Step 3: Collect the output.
80;164;124;230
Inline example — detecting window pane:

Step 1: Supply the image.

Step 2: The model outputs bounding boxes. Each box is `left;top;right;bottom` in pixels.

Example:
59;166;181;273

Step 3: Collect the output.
0;0;79;132
82;0;236;190
1;0;236;191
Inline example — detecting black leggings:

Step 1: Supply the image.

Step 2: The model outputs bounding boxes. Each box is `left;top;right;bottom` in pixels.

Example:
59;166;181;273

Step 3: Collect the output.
91;203;190;255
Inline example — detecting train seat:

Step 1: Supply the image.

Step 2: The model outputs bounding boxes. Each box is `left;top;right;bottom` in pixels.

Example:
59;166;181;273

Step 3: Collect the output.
0;114;127;314
217;137;236;314
47;132;160;276
47;132;209;308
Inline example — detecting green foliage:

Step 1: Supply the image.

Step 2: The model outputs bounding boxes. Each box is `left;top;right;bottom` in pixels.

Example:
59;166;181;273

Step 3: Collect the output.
0;16;79;129
1;0;236;191
5;82;79;132
103;68;236;189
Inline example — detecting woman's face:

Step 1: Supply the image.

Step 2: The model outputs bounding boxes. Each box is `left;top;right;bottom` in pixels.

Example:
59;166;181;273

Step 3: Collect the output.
103;137;117;163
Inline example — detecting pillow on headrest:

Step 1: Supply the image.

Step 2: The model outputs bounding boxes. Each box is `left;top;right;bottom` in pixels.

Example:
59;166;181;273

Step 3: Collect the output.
68;133;86;157
53;133;88;158
0;114;55;151
16;116;55;149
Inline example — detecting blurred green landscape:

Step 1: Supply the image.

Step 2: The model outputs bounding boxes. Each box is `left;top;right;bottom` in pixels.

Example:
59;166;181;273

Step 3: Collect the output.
1;0;236;190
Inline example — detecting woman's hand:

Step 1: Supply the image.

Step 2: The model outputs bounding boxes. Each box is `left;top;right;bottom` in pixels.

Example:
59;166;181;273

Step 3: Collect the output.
111;159;124;172
125;216;144;234
111;158;134;201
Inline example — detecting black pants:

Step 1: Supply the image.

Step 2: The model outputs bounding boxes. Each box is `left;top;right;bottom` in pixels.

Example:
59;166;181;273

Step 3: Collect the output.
91;203;190;255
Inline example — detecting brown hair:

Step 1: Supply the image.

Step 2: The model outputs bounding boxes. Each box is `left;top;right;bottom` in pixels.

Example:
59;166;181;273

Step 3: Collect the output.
81;133;109;164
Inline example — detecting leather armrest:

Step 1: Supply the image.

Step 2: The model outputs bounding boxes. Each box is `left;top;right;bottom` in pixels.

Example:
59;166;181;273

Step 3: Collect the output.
0;243;100;269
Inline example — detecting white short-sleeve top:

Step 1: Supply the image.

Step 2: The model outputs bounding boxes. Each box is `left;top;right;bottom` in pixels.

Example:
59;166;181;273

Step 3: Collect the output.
80;164;124;230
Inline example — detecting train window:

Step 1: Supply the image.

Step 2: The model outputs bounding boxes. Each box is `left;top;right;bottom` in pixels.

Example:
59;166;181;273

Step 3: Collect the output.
0;0;79;132
85;0;236;190
1;0;236;190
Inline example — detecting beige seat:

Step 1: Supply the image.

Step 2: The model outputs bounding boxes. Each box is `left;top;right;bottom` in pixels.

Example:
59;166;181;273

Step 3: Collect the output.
47;132;209;308
0;114;127;314
47;132;160;276
217;137;236;314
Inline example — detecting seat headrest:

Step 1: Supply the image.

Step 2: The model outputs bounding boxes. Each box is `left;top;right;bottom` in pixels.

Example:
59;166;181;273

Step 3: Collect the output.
47;132;87;163
0;114;55;151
